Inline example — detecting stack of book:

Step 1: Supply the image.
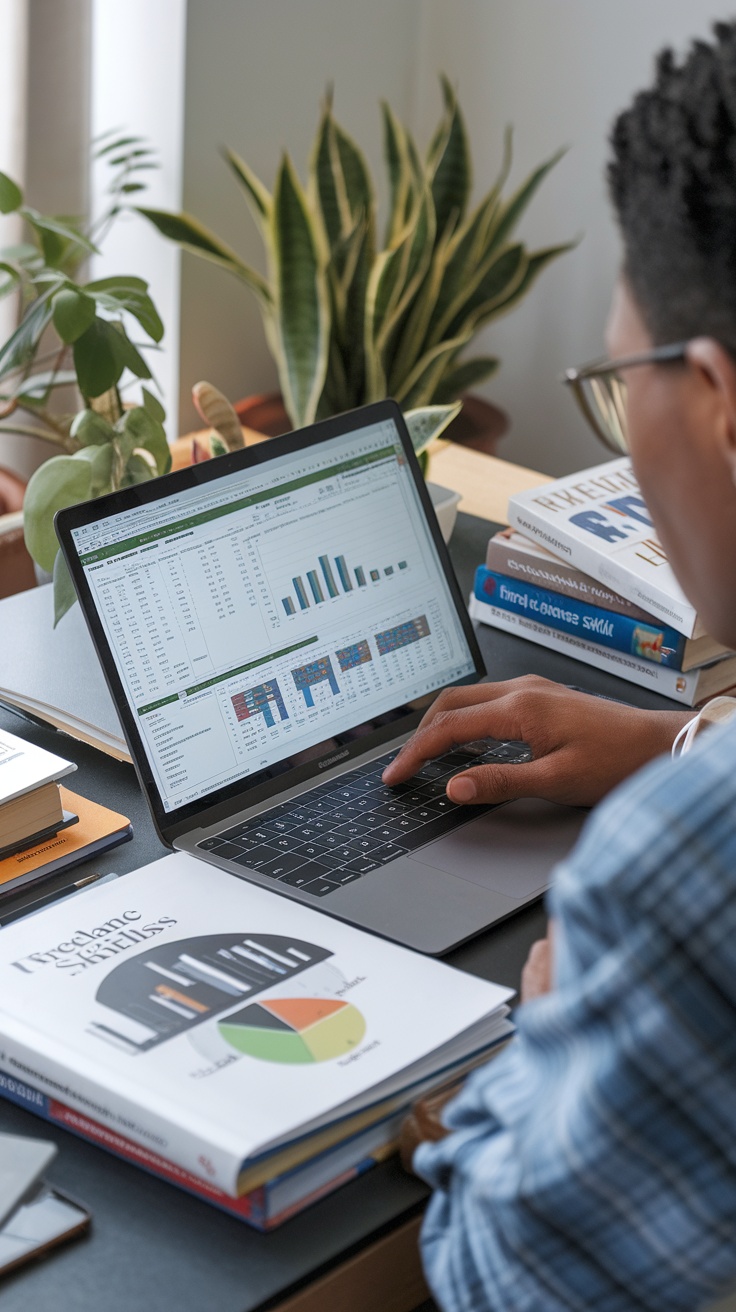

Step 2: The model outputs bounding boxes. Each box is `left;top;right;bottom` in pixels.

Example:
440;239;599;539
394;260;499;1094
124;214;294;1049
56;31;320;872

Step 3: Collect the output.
0;853;514;1230
469;457;736;705
0;728;132;899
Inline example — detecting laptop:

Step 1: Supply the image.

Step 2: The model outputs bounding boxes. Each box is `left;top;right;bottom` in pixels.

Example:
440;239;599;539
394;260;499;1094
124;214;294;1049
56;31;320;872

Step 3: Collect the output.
56;400;586;954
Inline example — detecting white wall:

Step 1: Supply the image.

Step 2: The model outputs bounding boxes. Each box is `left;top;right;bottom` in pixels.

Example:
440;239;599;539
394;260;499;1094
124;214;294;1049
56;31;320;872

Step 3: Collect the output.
176;0;424;435
413;0;729;473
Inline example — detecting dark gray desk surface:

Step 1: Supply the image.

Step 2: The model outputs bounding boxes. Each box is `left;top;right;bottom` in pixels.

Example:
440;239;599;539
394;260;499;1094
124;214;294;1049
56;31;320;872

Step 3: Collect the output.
0;511;683;1311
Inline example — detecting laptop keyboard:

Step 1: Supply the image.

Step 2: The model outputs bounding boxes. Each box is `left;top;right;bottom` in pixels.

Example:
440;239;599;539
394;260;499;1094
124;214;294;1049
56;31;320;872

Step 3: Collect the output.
197;738;531;898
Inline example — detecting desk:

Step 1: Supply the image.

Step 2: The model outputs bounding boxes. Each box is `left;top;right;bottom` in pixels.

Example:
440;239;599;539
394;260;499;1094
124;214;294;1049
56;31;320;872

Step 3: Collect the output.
0;509;684;1312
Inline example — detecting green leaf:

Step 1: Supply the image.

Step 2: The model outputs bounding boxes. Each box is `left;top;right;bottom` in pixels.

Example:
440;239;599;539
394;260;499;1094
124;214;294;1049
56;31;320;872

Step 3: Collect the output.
0;291;54;383
122;405;170;475
22;209;97;257
70;408;115;447
271;154;329;427
86;286;164;343
486;147;567;255
223;147;272;226
0;172;22;214
333;118;374;228
108;323;152;382
137;207;272;308
85;275;148;293
472;240;577;328
95;135;143;158
210;434;228;458
311;107;343;250
122;452;156;486
53;550;78;625
3;368;77;405
52;287;97;343
72;318;125;397
404;402;462;454
141;386;166;423
71;441;114;494
443;243;526;341
433;355;499;403
23;454;93;572
394;332;472;409
381;103;416;248
428;77;471;239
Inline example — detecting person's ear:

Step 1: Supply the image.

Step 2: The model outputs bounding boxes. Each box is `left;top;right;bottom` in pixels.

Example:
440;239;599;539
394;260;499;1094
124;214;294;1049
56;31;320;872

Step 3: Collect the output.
686;338;736;482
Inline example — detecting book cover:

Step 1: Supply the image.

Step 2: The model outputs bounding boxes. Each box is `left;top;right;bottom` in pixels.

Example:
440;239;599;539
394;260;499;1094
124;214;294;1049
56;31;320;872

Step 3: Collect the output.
507;458;701;638
468;595;736;706
0;727;76;806
474;566;688;667
0;852;513;1198
485;529;657;621
0;787;132;897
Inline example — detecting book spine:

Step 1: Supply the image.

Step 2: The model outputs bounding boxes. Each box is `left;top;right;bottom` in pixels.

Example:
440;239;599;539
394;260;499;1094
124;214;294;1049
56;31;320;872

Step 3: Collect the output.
0;1066;390;1233
484;537;655;622
0;1019;243;1196
474;567;687;669
468;595;702;705
506;498;698;638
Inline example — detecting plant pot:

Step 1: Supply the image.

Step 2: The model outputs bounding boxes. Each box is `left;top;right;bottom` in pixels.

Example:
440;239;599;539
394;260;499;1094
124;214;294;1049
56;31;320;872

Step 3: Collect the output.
233;392;509;454
427;482;462;543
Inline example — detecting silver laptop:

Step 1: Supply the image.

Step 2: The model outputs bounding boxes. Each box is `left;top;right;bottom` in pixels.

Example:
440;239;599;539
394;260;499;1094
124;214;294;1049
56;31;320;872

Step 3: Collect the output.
56;401;585;954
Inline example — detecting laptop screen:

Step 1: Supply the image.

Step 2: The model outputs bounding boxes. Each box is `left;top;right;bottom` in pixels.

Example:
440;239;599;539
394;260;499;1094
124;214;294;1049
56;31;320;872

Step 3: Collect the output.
67;410;478;818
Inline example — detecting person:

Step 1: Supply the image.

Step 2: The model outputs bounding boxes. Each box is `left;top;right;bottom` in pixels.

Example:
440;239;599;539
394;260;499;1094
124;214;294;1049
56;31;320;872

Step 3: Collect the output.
381;23;736;1312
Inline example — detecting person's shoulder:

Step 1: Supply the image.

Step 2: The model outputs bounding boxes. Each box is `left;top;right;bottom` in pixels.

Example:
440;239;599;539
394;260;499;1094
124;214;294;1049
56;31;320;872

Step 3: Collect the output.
552;718;736;916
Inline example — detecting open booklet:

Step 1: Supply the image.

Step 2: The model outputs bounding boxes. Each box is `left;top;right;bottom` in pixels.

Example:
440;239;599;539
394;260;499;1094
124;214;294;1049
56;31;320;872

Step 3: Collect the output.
0;853;513;1197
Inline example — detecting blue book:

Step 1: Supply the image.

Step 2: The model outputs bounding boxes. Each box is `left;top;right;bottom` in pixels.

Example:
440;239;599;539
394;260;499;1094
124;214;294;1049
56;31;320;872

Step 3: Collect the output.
474;566;691;668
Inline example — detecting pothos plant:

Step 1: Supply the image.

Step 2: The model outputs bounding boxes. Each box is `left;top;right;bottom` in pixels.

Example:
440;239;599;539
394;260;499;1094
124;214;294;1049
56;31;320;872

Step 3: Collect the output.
0;133;169;623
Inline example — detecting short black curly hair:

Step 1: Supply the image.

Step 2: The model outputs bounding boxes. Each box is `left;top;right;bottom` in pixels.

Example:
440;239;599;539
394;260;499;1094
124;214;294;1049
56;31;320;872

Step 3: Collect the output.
609;21;736;355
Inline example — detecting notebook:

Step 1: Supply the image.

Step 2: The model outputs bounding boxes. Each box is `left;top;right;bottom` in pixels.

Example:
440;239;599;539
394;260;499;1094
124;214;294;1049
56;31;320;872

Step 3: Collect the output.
55;400;585;953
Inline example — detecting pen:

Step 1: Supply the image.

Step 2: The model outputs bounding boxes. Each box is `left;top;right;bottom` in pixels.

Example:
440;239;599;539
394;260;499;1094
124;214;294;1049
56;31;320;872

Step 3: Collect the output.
0;871;119;928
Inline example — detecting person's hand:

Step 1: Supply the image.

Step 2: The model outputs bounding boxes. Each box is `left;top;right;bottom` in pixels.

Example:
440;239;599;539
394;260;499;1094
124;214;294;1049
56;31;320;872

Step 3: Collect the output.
382;675;690;808
521;930;554;1003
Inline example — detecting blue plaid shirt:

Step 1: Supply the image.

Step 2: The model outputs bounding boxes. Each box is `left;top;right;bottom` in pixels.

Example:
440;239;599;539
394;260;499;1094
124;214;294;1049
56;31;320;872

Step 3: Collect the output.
416;717;736;1312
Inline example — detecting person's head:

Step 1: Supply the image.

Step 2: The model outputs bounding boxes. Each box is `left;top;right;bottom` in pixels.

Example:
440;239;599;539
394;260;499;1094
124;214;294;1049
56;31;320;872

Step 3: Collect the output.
605;22;736;647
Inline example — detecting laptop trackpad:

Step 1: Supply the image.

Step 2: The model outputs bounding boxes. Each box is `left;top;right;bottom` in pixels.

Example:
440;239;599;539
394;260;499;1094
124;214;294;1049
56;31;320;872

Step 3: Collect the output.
411;798;588;899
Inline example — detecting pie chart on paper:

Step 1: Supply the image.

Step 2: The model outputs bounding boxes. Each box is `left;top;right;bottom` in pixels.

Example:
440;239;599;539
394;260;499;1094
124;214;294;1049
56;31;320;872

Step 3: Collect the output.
218;996;366;1064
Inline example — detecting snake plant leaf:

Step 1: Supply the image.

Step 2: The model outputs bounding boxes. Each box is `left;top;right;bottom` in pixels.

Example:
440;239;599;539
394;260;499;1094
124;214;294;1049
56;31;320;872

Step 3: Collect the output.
24;453;93;572
341;218;373;402
0;172;22;214
137;207;272;309
472;241;577;329
433;355;500;403
443;243;526;341
332;118;374;231
485;146;567;257
0;291;54;383
53;549;78;625
381;103;420;248
404;401;462;453
271;154;330;427
311;107;344;250
387;223;456;395
375;188;436;355
428;76;471;240
223;147;272;228
395;332;473;409
52;287;97;343
364;232;415;400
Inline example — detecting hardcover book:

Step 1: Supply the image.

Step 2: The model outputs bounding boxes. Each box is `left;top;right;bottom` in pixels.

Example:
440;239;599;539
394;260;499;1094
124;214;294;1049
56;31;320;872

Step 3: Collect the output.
0;853;513;1205
507;458;702;638
469;595;736;705
485;529;657;621
474;567;726;671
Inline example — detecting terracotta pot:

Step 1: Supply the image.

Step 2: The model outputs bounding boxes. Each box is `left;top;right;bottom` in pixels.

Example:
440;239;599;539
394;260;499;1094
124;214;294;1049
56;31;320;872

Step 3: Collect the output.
233;391;509;454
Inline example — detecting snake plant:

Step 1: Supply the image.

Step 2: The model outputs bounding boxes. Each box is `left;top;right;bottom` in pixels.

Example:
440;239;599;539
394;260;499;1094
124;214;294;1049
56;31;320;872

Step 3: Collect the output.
139;78;574;446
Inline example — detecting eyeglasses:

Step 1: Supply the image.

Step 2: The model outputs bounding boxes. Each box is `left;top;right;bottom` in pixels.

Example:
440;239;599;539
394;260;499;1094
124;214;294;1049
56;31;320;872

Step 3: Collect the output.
561;342;689;453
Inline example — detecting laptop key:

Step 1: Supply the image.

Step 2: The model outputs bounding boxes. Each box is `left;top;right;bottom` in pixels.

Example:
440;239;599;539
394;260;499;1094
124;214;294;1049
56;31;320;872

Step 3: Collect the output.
198;836;227;851
210;841;246;860
233;844;282;868
280;861;330;887
342;857;380;875
332;821;373;840
257;853;309;879
302;878;340;897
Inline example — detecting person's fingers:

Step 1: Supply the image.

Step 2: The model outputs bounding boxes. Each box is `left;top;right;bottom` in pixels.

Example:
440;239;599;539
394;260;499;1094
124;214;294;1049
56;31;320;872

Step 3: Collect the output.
521;936;553;1004
383;699;530;783
445;760;549;805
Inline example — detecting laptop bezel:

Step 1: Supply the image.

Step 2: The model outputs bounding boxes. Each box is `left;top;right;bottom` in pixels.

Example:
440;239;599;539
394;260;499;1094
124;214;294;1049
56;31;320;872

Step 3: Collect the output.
54;399;485;846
